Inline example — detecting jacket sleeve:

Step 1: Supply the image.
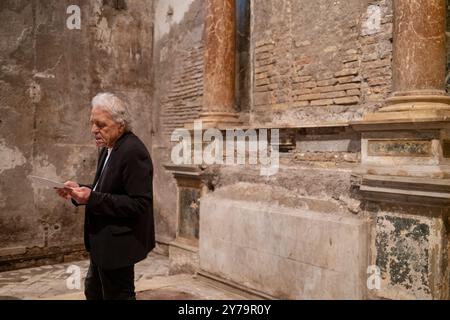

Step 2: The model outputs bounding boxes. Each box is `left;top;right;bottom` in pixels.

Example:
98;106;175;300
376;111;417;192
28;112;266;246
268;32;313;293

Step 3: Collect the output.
85;149;152;219
71;184;93;207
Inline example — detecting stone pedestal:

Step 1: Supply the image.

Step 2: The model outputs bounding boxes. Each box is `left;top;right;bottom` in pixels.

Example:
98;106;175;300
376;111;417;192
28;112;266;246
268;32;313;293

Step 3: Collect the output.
164;165;211;274
350;120;450;299
352;0;450;300
352;121;450;179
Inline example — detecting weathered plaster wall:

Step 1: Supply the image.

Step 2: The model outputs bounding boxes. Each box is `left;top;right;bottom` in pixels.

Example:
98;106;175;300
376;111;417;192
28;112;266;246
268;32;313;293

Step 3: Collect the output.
0;0;94;269
0;0;154;270
151;0;205;244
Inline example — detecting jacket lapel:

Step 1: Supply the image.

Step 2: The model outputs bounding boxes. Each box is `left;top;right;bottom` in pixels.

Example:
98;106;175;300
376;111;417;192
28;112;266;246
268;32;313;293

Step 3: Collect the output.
91;132;133;189
93;148;108;186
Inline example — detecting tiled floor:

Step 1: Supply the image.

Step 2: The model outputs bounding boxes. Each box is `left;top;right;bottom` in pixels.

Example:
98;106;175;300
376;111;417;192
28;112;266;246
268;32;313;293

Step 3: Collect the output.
0;253;249;300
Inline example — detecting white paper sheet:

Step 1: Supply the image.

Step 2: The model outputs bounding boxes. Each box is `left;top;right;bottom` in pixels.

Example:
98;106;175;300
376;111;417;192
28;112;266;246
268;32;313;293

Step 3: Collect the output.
29;175;67;189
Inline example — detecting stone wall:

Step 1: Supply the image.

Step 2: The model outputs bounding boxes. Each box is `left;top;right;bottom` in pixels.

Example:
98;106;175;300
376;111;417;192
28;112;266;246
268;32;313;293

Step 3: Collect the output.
196;0;449;300
0;0;154;270
251;0;393;126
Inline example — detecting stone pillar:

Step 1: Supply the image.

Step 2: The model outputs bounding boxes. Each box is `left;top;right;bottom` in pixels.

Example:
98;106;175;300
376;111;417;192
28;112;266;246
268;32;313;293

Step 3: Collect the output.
353;0;450;300
197;0;241;128
365;0;450;120
164;164;212;274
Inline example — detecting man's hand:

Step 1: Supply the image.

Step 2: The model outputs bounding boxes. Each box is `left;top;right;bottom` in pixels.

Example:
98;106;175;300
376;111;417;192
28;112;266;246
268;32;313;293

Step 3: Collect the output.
55;181;79;200
68;187;92;205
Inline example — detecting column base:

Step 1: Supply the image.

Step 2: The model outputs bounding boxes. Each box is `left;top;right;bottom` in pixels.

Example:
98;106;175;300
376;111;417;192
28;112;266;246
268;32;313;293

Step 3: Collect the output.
185;112;243;130
168;237;199;275
363;109;450;122
364;95;450;122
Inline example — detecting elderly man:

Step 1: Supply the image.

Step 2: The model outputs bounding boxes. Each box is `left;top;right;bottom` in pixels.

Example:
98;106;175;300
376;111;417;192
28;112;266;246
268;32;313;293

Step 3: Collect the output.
56;93;155;300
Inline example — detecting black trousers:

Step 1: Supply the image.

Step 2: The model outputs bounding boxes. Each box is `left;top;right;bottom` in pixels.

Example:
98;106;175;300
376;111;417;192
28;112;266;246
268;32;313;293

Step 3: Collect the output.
84;260;136;300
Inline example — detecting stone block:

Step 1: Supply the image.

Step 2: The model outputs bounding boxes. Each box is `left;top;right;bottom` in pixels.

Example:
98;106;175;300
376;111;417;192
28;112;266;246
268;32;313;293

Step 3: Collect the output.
199;192;370;299
254;91;273;106
335;68;359;77
310;99;334;106
334;96;360;105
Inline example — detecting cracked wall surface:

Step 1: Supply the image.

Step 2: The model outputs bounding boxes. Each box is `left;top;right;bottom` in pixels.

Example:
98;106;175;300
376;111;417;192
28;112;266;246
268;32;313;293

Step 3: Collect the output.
0;0;154;270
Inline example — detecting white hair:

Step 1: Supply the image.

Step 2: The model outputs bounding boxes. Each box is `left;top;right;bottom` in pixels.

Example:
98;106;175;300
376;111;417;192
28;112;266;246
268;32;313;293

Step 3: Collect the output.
91;92;133;132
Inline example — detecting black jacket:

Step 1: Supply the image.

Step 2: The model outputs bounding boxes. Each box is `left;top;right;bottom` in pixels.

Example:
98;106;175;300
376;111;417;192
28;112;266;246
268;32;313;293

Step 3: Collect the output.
73;132;155;269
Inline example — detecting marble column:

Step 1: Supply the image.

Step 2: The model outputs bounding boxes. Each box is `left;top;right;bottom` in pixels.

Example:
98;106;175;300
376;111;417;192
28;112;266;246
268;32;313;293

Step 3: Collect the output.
198;0;241;128
366;0;450;120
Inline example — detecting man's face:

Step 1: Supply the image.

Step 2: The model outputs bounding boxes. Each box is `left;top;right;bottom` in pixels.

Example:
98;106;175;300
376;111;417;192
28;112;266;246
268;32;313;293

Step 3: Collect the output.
90;107;124;148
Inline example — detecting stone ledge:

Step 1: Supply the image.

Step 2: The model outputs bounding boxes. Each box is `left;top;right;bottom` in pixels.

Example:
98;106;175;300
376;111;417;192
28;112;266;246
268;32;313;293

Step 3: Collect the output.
0;244;88;272
196;271;272;300
355;174;450;206
0;246;27;257
170;237;199;252
350;113;450;131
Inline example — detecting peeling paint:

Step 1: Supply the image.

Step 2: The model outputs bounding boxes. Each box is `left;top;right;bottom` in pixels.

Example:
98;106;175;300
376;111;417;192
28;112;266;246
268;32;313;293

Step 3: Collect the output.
362;5;381;36
154;0;194;41
0;140;27;174
94;17;112;51
374;212;442;299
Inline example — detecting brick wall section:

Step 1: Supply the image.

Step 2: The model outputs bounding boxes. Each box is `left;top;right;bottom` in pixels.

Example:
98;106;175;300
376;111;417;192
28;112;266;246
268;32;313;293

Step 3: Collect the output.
252;0;393;126
161;44;204;138
360;1;393;104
